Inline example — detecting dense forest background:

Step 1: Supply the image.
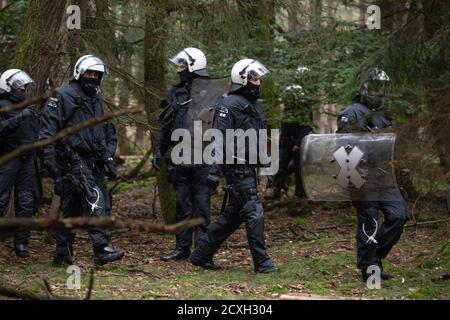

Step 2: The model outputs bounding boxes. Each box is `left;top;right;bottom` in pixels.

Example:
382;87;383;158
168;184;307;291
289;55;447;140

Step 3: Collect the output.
0;0;448;300
1;0;448;210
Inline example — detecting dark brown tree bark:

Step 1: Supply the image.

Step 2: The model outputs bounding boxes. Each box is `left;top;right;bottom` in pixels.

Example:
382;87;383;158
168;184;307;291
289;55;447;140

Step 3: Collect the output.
13;0;67;97
143;1;176;224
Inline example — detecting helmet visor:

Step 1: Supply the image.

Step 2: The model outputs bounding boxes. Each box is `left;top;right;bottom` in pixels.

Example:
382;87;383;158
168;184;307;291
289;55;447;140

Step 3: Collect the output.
245;61;270;82
169;50;190;67
78;56;109;76
7;71;35;90
367;79;387;96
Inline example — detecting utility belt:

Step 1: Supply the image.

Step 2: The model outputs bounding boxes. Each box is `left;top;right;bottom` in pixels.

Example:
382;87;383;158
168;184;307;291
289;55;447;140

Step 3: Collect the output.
220;184;258;213
66;147;107;171
165;160;209;185
58;145;104;216
223;165;256;179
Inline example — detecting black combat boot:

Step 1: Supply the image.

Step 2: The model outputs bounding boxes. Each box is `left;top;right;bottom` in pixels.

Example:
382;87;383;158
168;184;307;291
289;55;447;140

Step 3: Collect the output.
161;248;190;262
14;243;29;258
188;255;221;270
361;262;391;282
378;259;392;280
256;265;279;274
53;245;73;266
93;245;124;266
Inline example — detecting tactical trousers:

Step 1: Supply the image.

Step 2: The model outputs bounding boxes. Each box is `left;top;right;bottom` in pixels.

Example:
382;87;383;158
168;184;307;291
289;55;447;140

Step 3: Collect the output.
0;156;39;245
190;166;274;272
54;158;110;255
273;140;304;195
174;165;211;253
354;200;408;269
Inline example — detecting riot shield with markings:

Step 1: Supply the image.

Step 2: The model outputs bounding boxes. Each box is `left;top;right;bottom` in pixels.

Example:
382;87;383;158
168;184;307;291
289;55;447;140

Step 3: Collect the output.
186;77;228;164
188;77;228;134
301;133;402;201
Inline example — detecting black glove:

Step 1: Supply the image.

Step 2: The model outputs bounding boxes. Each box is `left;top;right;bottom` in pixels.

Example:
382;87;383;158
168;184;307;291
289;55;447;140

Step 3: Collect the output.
152;150;162;171
54;177;63;196
206;173;220;190
104;157;117;180
43;157;61;180
18;107;36;120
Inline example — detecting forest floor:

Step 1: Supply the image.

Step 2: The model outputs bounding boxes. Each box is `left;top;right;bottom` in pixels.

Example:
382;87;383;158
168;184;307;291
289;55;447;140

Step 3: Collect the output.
0;160;449;300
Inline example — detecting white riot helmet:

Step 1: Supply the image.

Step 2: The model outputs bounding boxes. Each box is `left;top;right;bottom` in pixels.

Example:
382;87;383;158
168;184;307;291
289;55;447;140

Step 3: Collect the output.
230;59;270;92
73;54;109;81
0;69;36;98
169;47;208;76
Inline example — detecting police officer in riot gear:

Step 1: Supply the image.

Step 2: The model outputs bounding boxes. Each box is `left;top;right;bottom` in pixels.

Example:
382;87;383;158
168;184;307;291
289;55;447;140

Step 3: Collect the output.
266;85;312;199
337;68;408;281
188;59;277;273
0;69;40;258
153;47;219;262
39;55;123;266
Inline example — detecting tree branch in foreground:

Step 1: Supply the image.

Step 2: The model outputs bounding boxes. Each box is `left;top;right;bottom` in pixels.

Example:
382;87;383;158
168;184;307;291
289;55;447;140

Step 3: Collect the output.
0;107;144;166
0;216;204;235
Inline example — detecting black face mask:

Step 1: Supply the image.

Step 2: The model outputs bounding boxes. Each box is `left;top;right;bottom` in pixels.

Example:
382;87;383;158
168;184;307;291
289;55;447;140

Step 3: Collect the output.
238;82;260;101
178;69;195;84
79;77;100;96
10;90;27;101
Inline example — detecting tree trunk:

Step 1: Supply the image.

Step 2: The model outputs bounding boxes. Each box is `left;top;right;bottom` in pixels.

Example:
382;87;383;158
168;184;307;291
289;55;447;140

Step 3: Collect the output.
68;0;87;68
143;1;176;224
422;0;450;172
310;0;322;28
13;0;68;97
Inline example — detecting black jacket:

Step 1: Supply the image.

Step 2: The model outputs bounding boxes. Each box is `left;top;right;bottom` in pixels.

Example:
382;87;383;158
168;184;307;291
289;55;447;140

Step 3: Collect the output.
39;81;116;176
210;93;267;176
0;94;39;156
337;103;393;133
157;82;191;156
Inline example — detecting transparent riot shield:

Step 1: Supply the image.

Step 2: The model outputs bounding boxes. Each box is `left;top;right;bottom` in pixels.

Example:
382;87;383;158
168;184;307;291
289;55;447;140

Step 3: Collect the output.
187;77;228;134
301;133;403;201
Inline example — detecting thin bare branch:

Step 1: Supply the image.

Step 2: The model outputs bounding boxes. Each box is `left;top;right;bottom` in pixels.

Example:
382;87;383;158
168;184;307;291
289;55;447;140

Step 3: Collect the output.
0;107;144;167
84;269;95;300
0;91;56;115
0;216;204;234
0;285;73;300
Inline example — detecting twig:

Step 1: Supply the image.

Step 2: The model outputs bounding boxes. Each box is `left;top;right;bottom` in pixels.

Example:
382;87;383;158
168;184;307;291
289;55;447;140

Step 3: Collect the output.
410;194;427;224
42;278;54;300
0;107;143;167
405;218;450;228
0;91;56;115
316;224;338;231
0;216;204;235
151;182;158;218
0;3;12;13
84;269;94;300
0;285;73;300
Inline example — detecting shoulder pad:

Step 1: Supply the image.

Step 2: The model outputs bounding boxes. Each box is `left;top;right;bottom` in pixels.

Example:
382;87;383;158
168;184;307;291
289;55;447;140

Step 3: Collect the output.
217;106;229;118
47;97;59;108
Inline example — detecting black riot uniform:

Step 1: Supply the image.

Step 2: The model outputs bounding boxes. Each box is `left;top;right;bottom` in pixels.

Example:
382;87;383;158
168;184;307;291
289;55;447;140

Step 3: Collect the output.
337;102;408;279
0;94;40;257
39;80;122;266
188;90;276;273
155;77;214;261
270;122;311;198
